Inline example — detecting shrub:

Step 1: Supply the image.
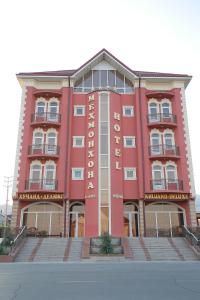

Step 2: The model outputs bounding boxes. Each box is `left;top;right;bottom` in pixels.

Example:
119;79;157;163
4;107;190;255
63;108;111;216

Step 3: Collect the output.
100;232;113;254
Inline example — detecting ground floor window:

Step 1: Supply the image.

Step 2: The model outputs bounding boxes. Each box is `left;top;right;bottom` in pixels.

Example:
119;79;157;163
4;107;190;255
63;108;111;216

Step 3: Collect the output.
21;202;63;236
145;202;185;237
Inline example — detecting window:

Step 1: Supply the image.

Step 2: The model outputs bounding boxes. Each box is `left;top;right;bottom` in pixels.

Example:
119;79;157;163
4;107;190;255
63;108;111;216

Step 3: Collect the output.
73;136;84;147
124;136;136;148
152;164;164;190
74;105;85;116
149;102;159;122
33;131;44;146
46;131;57;154
164;132;174;149
44;163;56;190
48;101;59;121
150;132;161;154
166;165;177;182
123;106;134;117
124;168;136;180
161;102;171;117
36;101;46;116
30;163;42;182
72;168;84;180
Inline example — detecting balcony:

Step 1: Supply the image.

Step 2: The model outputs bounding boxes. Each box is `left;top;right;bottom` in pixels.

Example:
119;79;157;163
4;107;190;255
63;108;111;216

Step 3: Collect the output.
31;113;61;126
149;145;180;159
147;113;177;127
150;179;183;191
25;179;58;191
28;144;59;158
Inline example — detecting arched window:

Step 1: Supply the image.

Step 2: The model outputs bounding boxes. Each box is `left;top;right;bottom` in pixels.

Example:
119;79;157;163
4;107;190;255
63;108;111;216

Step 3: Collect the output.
161;101;171;117
150;132;161;154
46;131;57;154
166;164;177;182
30;163;42;182
36;101;45;116
48;101;59;121
164;132;174;149
152;163;164;190
149;102;159;122
33;131;44;146
44;162;56;189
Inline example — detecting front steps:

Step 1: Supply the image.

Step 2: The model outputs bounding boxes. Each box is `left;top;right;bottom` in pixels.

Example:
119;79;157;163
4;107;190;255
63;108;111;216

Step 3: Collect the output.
14;237;199;262
15;237;82;262
128;237;199;261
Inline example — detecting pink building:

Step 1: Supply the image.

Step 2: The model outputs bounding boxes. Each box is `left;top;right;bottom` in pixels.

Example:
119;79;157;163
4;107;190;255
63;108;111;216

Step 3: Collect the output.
12;49;196;238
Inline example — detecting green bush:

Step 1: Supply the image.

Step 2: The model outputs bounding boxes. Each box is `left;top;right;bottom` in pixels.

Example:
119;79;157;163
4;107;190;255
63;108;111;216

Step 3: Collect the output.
0;245;9;255
100;232;113;254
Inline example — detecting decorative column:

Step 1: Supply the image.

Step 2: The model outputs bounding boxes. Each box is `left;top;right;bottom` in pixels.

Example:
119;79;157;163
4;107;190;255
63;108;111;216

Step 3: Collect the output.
139;200;145;236
11;200;19;228
189;200;197;227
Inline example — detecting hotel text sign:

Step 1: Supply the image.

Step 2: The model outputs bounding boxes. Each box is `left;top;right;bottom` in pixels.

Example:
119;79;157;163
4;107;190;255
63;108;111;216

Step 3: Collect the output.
113;112;121;170
144;193;190;200
87;94;95;190
17;193;64;201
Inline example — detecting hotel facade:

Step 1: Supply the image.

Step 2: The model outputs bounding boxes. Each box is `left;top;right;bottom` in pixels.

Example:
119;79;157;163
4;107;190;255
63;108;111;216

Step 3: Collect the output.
12;49;196;238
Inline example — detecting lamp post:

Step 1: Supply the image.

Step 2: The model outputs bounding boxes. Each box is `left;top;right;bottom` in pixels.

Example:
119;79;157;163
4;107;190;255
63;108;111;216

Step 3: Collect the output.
3;176;13;227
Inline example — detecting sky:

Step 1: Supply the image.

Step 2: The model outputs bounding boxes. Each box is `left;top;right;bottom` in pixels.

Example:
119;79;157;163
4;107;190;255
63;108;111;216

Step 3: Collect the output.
0;0;200;208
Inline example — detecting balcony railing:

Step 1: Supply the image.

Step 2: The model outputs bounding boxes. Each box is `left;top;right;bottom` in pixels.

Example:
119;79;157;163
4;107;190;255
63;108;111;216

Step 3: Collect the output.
149;144;179;157
151;179;183;191
25;179;58;191
28;144;59;156
147;113;177;125
31;112;61;124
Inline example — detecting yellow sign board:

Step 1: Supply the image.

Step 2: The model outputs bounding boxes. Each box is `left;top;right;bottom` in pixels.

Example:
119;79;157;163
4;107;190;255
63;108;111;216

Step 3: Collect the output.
17;193;64;201
144;193;190;200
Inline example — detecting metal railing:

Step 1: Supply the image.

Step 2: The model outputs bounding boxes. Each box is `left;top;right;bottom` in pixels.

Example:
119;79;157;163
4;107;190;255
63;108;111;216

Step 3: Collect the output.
10;226;27;256
182;226;200;253
31;112;61;123
147;113;177;124
149;144;179;156
25;179;58;191
28;144;59;156
151;179;183;191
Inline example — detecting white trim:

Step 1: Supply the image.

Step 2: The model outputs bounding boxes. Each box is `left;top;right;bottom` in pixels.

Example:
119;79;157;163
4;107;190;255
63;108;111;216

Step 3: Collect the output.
72;168;84;180
122;105;134;117
180;88;196;196
74;105;85;116
123;136;136;148
124;167;137;180
72;136;85;148
12;87;27;196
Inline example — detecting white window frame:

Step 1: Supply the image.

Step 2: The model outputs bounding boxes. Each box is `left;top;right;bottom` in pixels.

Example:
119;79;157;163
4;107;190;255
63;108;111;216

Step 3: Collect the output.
123;136;136;148
123;106;134;117
72;168;84;180
72;136;85;148
124;168;137;180
74;105;85;116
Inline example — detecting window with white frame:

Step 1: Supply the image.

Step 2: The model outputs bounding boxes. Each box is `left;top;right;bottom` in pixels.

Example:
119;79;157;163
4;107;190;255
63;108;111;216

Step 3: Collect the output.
36;100;46;116
30;163;42;182
72;168;84;180
124;168;136;180
124;136;136;148
74;105;85;116
123;106;134;117
73;136;85;148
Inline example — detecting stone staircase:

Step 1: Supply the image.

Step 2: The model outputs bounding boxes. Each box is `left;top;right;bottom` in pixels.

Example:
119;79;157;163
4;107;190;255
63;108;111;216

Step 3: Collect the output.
67;238;83;261
15;238;39;262
128;237;199;261
33;238;68;262
15;237;83;262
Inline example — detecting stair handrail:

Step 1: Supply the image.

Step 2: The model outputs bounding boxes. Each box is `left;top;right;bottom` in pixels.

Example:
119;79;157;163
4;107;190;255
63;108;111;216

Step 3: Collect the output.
9;226;27;256
182;225;200;253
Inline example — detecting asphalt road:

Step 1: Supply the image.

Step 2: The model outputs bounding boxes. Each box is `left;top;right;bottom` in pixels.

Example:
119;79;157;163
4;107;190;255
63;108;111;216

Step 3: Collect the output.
0;262;200;300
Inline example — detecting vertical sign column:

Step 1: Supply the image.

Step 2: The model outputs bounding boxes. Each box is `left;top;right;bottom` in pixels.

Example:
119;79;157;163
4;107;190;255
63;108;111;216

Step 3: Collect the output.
85;93;99;237
110;93;124;236
98;92;110;235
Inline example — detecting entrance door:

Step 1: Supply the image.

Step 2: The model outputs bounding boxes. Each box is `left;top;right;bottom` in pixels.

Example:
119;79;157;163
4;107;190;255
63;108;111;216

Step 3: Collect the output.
123;203;139;237
69;203;85;238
